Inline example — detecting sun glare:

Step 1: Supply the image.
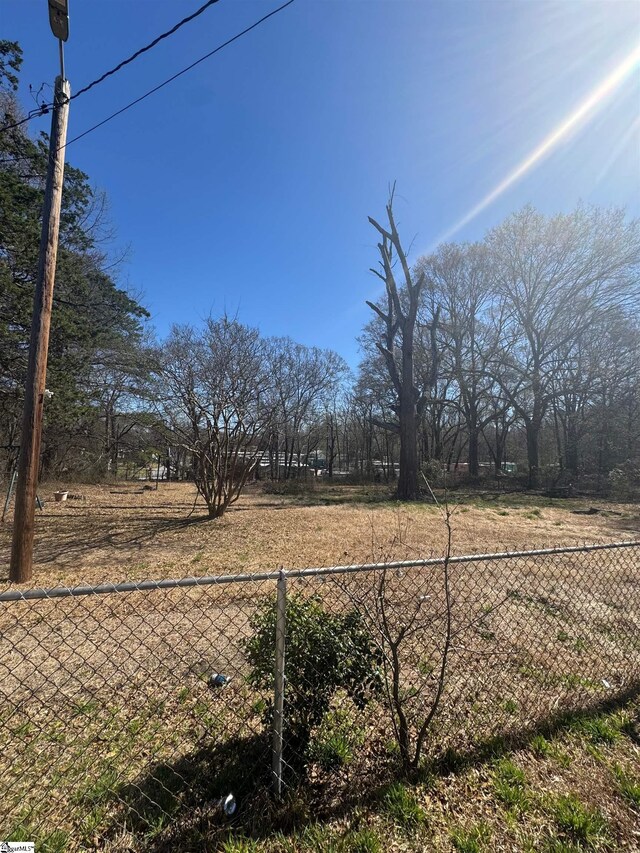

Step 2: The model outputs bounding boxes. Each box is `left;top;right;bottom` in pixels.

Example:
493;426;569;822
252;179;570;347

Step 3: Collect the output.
435;41;640;245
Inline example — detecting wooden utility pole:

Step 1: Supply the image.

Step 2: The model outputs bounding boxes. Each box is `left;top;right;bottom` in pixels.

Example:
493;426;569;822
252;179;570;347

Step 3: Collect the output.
10;75;70;583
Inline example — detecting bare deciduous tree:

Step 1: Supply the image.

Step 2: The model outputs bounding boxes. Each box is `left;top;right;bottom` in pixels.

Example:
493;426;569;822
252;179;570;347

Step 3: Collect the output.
338;480;453;771
488;205;640;488
367;188;432;500
158;317;272;518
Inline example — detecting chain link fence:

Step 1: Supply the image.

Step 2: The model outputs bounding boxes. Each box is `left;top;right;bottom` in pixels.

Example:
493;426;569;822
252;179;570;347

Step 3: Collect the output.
1;541;639;850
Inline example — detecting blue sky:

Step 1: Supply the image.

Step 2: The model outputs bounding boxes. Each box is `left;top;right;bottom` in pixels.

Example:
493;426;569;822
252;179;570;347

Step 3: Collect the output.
4;0;640;367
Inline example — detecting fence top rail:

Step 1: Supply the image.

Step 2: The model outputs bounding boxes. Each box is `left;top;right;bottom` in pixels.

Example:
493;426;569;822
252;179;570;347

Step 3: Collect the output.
0;540;638;602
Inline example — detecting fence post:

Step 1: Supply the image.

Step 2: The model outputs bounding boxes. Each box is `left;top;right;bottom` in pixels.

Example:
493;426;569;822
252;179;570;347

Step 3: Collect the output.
272;567;287;797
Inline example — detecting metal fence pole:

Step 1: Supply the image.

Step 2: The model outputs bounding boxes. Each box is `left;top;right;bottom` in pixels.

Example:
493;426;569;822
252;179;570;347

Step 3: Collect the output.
272;567;287;797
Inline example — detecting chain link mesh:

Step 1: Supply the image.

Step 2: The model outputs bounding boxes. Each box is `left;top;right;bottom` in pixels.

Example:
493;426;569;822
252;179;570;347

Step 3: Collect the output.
1;542;638;849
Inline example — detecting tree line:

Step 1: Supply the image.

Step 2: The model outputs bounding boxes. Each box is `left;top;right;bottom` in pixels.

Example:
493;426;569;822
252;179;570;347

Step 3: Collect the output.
358;189;640;496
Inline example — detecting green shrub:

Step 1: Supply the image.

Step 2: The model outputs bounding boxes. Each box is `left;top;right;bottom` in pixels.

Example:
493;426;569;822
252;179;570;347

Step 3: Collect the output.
244;595;382;756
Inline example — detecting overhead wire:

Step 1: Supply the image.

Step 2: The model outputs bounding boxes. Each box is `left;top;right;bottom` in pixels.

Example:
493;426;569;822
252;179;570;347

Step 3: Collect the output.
64;0;295;150
0;107;50;134
70;0;221;100
0;0;222;134
0;0;296;161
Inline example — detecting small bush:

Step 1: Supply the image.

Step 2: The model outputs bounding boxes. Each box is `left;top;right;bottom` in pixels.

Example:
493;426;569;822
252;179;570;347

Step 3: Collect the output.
608;459;640;500
421;459;446;489
262;477;316;496
244;595;382;757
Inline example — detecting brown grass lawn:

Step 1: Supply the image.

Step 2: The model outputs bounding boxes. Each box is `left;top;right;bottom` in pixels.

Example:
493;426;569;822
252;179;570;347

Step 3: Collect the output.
1;480;639;587
0;482;639;851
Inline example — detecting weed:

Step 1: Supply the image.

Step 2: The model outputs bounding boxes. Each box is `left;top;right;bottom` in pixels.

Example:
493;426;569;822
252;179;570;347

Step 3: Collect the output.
308;708;364;770
530;734;552;757
79;805;108;841
439;746;464;773
502;699;518;715
545;793;610;846
11;719;33;737
492;758;529;813
385;738;399;756
518;663;549;685
478;628;496;640
75;699;98;717
548;743;572;768
221;836;260;853
145;813;170;841
450;822;491;852
561;674;599;691
342;826;383;853
381;782;425;827
148;698;166;716
570;715;620;745
127;717;143;735
542;839;584;853
557;630;569;642
73;768;119;805
252;698;267;715
40;831;70;853
294;823;342;851
584;743;604;763
611;763;640;808
417;658;434;676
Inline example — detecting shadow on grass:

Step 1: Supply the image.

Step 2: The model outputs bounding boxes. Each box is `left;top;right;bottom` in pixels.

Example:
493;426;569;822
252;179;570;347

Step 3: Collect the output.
94;681;640;852
429;679;640;778
98;731;274;851
0;514;216;575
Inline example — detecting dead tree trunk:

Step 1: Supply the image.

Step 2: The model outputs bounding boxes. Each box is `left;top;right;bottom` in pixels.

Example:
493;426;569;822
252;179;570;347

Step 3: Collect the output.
367;188;427;501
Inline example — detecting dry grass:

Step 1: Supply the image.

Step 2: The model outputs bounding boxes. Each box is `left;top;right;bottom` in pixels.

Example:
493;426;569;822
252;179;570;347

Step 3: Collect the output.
1;481;639;851
1;480;638;587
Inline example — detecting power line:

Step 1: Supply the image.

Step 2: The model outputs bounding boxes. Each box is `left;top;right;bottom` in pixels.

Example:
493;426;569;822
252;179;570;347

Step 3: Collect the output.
0;0;296;161
71;0;222;101
0;106;50;134
65;0;295;149
0;0;222;134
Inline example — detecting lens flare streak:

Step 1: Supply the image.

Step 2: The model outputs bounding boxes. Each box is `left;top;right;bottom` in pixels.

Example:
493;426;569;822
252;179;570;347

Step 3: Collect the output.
435;42;640;245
